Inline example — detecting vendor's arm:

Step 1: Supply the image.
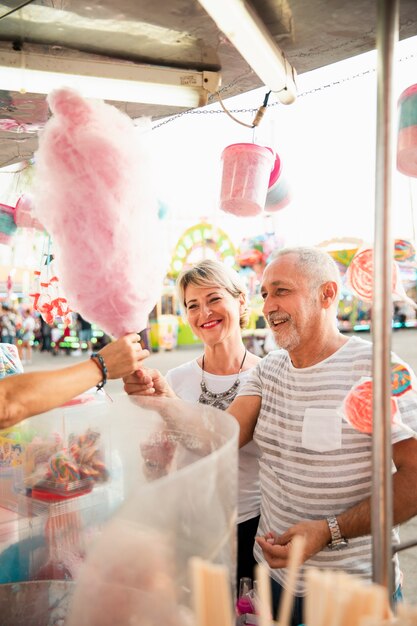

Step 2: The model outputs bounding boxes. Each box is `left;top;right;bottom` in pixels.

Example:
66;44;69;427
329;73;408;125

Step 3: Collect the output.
0;333;143;429
227;394;261;447
257;436;417;568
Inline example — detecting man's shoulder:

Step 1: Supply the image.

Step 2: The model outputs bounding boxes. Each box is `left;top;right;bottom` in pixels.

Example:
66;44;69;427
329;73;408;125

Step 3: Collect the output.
260;349;289;369
340;335;373;356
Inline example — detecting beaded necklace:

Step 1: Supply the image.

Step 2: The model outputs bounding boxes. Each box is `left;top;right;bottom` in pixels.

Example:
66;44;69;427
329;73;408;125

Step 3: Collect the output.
198;350;247;410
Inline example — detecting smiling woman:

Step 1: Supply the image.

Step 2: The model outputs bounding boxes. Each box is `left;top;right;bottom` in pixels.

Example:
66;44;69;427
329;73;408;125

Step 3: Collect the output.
124;259;262;584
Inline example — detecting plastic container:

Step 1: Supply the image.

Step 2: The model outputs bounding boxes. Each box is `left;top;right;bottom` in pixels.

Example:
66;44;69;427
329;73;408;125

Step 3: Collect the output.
0;394;238;625
397;83;417;177
265;152;291;212
220;143;275;216
65;395;239;626
18;391;110;503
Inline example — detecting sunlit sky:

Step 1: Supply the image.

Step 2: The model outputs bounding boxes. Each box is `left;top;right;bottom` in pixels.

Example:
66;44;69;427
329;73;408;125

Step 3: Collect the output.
152;35;417;252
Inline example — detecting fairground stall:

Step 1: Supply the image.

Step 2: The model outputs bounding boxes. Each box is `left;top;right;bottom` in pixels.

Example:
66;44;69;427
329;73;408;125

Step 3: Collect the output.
0;1;417;625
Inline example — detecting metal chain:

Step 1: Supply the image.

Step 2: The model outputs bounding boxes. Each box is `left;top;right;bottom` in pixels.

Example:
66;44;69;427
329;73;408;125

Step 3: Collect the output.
152;52;415;130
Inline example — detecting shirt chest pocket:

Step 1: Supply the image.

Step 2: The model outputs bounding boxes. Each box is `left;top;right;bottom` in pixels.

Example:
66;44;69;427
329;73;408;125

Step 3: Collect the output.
302;408;342;452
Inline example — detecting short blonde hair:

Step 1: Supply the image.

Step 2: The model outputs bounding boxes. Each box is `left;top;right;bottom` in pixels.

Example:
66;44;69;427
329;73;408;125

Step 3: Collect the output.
176;260;249;328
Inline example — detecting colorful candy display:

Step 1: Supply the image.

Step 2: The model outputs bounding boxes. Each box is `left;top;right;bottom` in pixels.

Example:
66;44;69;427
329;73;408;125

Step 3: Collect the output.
69;429;108;483
25;428;108;499
49;451;80;484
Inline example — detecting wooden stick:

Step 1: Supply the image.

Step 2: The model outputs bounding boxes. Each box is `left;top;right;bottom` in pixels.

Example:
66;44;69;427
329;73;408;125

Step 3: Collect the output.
276;535;306;626
190;556;234;626
256;562;273;626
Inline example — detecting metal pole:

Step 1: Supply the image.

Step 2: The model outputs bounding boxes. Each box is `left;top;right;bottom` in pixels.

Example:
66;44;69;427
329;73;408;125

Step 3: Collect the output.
371;0;398;597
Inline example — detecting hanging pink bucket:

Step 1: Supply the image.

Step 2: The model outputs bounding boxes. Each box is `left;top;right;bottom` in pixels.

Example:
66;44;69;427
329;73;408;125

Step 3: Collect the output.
220;143;275;216
397;84;417;177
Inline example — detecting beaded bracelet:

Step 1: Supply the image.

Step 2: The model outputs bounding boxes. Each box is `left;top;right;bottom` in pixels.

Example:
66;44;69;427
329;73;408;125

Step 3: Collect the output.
90;352;108;390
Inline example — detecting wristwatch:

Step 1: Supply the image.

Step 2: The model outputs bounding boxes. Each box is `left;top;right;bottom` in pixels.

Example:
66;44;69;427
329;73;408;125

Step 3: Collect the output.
326;515;349;550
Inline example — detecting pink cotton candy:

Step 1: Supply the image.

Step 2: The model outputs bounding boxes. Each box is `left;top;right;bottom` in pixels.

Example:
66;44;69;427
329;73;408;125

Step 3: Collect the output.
33;88;166;337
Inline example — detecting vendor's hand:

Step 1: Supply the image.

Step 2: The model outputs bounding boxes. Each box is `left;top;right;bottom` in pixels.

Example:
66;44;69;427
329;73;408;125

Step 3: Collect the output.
98;333;147;379
256;519;330;568
123;368;176;397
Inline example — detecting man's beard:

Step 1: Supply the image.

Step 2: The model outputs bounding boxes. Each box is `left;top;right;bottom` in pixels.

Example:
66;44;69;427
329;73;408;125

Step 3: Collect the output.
268;315;300;352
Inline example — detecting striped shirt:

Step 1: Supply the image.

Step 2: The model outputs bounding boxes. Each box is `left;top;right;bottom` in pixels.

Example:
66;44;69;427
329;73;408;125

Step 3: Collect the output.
238;335;417;595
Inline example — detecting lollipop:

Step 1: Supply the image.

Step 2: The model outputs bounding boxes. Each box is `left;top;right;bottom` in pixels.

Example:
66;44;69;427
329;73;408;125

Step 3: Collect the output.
394;239;416;263
345;248;398;302
391;362;412;397
343;379;417;439
345;247;417;315
49;451;80;483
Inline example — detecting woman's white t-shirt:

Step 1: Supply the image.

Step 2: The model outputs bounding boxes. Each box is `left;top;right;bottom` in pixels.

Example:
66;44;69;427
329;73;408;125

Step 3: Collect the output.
166;359;260;524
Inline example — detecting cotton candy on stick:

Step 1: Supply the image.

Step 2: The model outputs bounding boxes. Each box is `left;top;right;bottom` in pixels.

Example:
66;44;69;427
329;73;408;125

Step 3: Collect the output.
33;87;165;337
343;378;417;439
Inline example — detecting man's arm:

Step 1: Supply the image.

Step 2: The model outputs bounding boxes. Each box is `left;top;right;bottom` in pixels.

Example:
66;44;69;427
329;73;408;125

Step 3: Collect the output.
227;394;261;447
257;436;417;568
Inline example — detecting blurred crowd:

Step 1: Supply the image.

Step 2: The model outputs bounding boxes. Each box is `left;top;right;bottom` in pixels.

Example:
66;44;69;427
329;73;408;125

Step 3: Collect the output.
0;303;111;364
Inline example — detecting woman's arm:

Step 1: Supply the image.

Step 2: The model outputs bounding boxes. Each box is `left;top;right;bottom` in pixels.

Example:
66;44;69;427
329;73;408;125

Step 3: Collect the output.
0;333;143;428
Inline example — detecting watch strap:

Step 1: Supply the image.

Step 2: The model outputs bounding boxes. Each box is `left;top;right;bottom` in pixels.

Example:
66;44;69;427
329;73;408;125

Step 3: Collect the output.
326;515;348;549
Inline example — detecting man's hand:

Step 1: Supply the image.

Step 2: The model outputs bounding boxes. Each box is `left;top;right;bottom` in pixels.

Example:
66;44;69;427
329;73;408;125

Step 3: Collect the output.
256;519;330;568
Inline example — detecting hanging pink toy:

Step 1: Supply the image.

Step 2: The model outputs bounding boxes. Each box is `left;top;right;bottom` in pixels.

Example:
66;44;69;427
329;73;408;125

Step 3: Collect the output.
14;194;45;231
397;84;417;177
265;152;291;212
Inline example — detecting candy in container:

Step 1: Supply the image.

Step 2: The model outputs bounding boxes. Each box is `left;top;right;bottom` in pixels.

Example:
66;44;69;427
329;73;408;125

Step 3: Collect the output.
65;395;238;626
220;143;275;216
